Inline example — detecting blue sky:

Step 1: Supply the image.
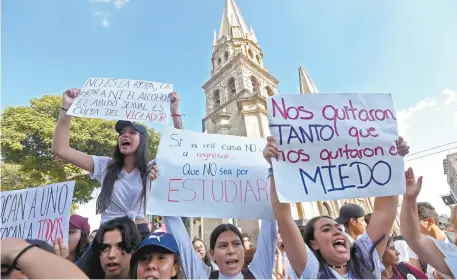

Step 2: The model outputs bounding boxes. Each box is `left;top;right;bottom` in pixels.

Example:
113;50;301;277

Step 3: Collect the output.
3;0;457;227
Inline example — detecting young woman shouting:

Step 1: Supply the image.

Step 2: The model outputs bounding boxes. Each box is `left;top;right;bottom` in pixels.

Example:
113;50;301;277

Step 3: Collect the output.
263;135;410;279
52;88;183;237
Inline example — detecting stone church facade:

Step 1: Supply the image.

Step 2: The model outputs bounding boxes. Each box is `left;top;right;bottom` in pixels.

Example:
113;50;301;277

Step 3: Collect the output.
186;0;396;243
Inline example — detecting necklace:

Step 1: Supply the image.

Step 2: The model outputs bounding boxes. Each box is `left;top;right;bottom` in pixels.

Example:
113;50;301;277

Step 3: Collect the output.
327;264;348;269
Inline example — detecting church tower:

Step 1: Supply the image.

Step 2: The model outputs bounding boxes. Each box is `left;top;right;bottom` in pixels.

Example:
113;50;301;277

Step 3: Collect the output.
193;0;379;242
202;0;278;137
197;0;278;243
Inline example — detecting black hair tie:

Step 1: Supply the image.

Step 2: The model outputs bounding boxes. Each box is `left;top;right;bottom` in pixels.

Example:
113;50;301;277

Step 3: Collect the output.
10;244;37;270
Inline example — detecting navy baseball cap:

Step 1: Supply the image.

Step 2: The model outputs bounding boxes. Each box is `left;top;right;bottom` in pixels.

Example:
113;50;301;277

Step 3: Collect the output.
115;120;147;137
294;219;309;227
336;204;366;225
130;232;179;267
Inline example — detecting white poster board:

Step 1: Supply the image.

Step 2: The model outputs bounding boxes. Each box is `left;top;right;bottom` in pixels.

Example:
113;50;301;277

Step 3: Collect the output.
0;181;75;246
268;93;405;202
67;77;173;125
147;127;274;220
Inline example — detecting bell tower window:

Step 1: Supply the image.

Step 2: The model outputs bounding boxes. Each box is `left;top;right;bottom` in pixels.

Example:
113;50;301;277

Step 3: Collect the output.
266;86;274;97
214;89;221;107
248;49;254;59
227;77;236;95
251;76;260;95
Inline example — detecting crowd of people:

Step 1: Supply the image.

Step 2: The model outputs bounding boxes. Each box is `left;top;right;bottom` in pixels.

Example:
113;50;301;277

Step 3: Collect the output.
1;88;457;279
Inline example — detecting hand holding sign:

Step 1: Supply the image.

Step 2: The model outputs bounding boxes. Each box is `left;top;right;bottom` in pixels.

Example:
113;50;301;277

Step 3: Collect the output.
62;88;81;110
263;136;280;167
169;92;180;115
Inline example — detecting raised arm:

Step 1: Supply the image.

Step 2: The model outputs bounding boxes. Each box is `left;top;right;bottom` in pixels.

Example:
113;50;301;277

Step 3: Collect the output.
400;168;453;277
1;238;88;279
367;136;409;257
247;219;278;279
51;88;94;172
163;216;210;279
263;136;310;277
169;92;183;129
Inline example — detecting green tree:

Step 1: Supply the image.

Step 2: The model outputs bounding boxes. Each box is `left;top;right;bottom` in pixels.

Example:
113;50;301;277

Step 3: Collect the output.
1;95;161;204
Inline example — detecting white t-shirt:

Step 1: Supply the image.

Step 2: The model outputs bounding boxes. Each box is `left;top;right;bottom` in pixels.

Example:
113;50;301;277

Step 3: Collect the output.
283;253;296;279
164;216;278;279
90;156;154;224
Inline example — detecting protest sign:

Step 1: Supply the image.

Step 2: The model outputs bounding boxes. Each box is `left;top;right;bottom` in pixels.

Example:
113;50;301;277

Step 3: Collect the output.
268;93;405;202
0;181;75;246
147;127;274;220
67;77;173;125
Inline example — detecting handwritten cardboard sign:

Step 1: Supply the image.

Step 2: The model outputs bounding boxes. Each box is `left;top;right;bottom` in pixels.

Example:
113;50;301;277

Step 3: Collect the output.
0;181;75;246
147;127;274;220
268;93;405;202
67;77;173;125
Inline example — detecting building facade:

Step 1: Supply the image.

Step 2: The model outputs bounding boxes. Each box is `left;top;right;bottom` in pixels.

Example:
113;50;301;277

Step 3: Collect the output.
444;152;457;197
189;0;376;242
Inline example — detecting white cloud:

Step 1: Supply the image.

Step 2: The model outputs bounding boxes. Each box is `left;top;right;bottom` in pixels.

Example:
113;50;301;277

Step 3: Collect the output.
90;0;131;9
398;88;457;215
397;97;436;138
113;0;130;9
443;88;457;106
93;11;111;28
89;0;130;27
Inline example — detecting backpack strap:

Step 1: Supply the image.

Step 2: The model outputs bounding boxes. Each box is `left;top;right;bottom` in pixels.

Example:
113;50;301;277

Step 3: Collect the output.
397;263;412;279
241;268;255;279
209;270;219;279
209;268;255;279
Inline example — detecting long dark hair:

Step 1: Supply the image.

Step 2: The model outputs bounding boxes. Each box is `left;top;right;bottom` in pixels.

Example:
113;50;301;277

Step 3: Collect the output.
302;216;381;279
129;248;180;279
96;133;149;215
74;230;89;262
193;238;212;266
93;216;141;255
210;224;244;251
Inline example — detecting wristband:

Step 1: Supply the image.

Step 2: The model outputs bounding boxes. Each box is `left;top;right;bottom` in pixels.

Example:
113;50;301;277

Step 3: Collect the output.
268;167;273;178
171;114;184;117
10;244;37;271
61;107;68;111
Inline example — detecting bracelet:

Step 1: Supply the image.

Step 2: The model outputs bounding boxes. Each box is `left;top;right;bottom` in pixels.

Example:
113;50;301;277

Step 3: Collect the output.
268;167;273;178
10;244;37;270
61;107;68;111
171;114;185;117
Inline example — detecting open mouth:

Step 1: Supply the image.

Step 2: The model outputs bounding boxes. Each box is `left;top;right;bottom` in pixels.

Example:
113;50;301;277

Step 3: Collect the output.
120;139;131;147
226;259;238;268
106;262;119;271
333;239;347;252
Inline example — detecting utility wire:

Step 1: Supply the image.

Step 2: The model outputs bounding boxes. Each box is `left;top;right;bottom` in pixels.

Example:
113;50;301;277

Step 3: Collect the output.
405;141;457;157
404;146;457;162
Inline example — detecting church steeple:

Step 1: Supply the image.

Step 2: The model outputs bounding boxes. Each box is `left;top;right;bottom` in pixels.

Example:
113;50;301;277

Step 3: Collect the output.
218;0;251;41
298;64;318;94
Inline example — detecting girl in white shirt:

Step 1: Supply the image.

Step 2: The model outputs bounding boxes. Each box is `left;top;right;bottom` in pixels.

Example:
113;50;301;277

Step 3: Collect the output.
263;135;410;279
163;216;278;279
52;88;183;235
